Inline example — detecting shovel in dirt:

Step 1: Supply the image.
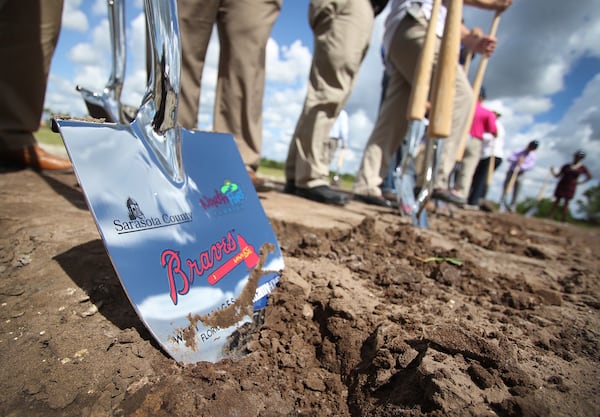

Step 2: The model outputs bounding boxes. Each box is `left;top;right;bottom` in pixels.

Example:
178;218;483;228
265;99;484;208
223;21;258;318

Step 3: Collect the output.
395;0;441;227
75;0;136;123
415;0;464;221
53;0;284;364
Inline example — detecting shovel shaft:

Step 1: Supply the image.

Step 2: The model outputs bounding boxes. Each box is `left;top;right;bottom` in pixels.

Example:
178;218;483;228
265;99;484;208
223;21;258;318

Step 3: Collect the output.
486;138;496;186
407;0;442;121
455;12;501;162
106;0;126;102
427;0;462;139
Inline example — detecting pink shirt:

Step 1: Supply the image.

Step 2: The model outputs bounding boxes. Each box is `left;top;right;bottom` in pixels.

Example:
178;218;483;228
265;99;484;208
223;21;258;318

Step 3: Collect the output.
470;102;497;140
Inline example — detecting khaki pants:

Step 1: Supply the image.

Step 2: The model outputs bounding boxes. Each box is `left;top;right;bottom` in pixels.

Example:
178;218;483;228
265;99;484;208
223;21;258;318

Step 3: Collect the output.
285;0;373;188
353;8;473;196
0;0;64;150
177;0;281;171
454;136;482;198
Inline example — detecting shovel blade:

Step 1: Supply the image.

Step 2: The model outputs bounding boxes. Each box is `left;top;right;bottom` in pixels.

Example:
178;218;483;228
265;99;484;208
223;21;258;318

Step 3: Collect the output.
55;119;284;364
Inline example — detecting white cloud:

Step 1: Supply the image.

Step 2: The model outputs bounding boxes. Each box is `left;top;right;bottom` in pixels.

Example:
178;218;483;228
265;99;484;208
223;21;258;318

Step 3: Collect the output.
62;0;89;32
45;0;599;216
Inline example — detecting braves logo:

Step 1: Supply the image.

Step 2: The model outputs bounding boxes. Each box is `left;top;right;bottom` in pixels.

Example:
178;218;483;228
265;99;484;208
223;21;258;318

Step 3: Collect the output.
160;231;259;305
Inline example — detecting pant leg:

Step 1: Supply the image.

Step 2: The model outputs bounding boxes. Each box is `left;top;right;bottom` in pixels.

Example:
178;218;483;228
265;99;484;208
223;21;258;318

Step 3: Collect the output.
0;0;63;150
512;175;522;206
468;157;488;205
325;138;338;167
354;11;430;196
454;137;482;198
176;0;218;130
216;0;281;171
287;0;373;188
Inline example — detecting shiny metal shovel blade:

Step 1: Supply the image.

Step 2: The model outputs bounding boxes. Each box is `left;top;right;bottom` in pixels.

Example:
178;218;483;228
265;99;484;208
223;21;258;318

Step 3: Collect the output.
55;119;284;364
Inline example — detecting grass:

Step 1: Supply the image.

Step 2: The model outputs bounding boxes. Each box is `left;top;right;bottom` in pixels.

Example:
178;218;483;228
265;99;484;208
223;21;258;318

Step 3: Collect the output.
35;124;356;191
34;124;66;147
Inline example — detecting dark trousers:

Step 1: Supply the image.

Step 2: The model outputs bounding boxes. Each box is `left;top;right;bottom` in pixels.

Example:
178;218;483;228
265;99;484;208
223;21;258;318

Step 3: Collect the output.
468;157;502;205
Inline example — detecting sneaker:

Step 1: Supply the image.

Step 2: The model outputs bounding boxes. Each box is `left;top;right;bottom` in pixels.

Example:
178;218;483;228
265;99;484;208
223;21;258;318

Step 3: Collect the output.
283;180;296;195
295;185;348;206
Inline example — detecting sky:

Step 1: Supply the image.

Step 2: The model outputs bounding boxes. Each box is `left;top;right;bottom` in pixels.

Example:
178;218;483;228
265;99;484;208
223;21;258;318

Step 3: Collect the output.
45;0;600;215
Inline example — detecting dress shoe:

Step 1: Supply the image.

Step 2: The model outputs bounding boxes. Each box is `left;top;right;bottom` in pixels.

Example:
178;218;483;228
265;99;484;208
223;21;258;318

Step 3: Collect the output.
283;180;296;195
295;185;348;206
353;193;395;208
247;171;274;192
432;189;466;207
0;145;72;172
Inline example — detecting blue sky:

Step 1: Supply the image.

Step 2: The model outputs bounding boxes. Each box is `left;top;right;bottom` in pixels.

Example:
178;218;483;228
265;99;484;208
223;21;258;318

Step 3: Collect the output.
46;0;599;213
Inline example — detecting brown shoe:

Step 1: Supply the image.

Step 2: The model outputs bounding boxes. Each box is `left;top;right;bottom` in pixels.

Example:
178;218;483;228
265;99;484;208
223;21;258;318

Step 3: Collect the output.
0;145;72;172
247;170;274;192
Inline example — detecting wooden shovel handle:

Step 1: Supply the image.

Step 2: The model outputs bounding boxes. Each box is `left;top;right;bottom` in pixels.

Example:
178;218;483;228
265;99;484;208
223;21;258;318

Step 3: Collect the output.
428;0;463;139
407;0;442;121
505;164;520;194
455;12;501;161
486;138;496;186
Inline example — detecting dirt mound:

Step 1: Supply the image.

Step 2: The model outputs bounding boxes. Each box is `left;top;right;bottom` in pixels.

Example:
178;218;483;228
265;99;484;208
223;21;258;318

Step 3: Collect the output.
0;169;599;416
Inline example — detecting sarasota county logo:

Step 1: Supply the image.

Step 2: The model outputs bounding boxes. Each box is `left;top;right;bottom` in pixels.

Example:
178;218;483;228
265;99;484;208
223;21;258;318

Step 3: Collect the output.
199;179;245;215
113;197;193;234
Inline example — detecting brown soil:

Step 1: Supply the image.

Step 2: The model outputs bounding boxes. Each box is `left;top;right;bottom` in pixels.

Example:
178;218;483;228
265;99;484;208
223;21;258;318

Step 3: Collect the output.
1;168;599;417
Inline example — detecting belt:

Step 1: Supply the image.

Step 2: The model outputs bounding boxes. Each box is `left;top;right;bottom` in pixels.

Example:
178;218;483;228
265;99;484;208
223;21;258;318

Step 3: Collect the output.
370;0;390;16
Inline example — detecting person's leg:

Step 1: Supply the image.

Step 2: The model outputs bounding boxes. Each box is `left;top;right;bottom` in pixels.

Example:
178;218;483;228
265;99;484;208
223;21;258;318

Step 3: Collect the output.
354;9;427;197
176;0;218;129
325;138;338;168
215;0;281;171
291;0;373;189
549;197;559;219
0;0;63;150
561;198;570;222
454;138;482;199
468;157;488;206
0;0;71;171
510;175;522;210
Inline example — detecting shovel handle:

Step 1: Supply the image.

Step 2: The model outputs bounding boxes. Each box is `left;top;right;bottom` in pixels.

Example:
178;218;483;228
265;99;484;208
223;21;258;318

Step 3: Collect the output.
407;0;442;121
454;12;501;162
336;147;345;172
427;0;462;139
142;0;180;133
106;0;126;101
485;138;495;186
505;164;520;195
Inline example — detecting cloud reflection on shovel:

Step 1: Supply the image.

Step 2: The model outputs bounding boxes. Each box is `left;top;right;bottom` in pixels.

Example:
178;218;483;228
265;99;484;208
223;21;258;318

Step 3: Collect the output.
53;0;284;364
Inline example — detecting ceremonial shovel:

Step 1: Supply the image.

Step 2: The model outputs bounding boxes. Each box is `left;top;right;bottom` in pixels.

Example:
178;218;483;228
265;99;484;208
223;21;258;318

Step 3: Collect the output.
54;0;284;364
416;0;463;219
395;0;441;227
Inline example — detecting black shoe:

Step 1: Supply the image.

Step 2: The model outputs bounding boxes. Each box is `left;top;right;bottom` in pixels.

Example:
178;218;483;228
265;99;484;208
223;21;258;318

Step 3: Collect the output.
432;189;466;207
295;185;348;206
283;180;296;195
353;193;394;208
